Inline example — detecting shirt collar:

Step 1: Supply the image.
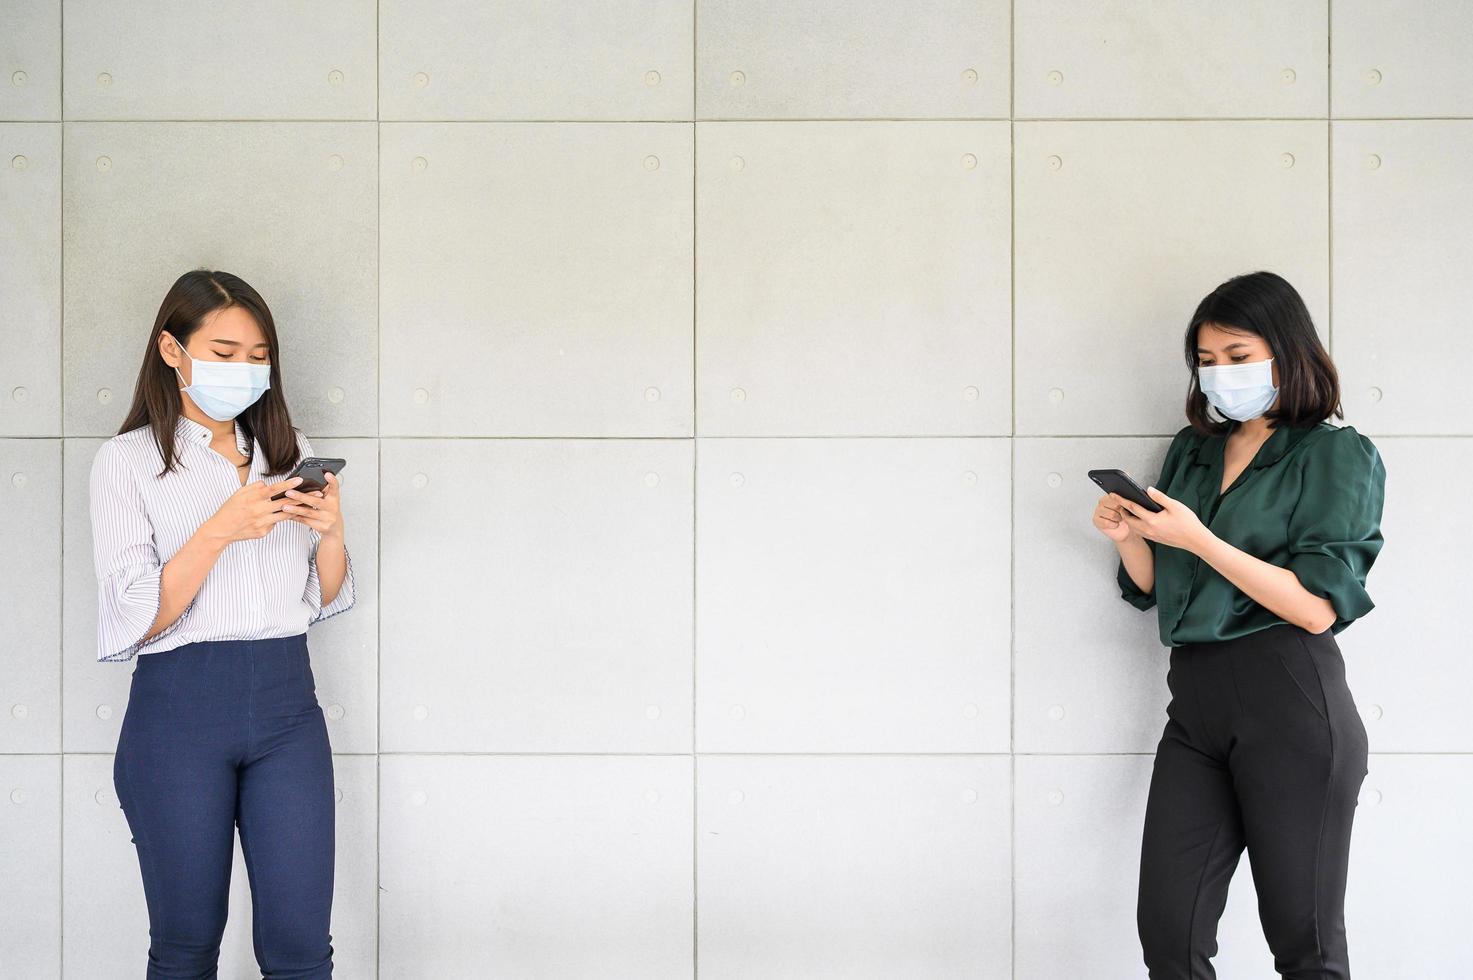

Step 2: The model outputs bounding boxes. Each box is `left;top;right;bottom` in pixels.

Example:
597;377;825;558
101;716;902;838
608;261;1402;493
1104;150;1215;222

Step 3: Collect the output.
1191;419;1321;471
176;415;252;455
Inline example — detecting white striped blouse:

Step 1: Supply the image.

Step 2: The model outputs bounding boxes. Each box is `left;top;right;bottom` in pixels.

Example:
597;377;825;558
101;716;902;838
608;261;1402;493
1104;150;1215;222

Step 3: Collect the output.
88;414;357;662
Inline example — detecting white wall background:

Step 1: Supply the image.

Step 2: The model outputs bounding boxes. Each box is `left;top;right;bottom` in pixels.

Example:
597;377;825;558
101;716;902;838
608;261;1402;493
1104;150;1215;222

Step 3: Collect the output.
2;1;1470;976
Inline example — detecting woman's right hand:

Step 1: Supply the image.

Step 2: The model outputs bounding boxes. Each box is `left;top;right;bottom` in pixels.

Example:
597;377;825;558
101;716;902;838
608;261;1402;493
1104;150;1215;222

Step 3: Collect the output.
205;476;304;544
1093;492;1136;543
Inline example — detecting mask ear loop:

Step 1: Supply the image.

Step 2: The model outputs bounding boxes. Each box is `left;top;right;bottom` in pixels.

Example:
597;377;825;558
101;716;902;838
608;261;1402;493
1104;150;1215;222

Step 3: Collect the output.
168;333;194;394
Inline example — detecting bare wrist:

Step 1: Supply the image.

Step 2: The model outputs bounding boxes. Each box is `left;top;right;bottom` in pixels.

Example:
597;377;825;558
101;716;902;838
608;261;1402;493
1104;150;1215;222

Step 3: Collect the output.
1190;527;1220;559
1116;533;1148;554
197;518;233;550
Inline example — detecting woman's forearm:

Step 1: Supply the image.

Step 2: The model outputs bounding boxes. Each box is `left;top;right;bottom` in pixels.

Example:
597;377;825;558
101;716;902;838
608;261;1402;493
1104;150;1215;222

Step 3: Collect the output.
315;530;347;606
142;522;231;642
1117;534;1155;594
1194;532;1337;633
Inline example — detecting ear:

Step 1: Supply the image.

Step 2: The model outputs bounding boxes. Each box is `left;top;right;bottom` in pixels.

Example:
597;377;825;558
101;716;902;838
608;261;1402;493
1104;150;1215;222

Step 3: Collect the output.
159;332;183;369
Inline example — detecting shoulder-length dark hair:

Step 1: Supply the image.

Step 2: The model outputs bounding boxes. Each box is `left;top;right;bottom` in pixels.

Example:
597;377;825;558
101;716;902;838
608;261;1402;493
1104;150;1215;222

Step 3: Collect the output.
1183;270;1342;437
117;268;304;479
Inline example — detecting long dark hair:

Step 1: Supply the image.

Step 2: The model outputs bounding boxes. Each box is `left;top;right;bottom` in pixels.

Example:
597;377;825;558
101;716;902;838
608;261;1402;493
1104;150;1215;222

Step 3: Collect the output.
1184;270;1342;437
116;268;304;480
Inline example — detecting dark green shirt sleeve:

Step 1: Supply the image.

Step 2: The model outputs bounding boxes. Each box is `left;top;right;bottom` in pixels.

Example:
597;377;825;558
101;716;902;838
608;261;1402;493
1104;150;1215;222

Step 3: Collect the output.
1115;427;1191;610
1284;427;1386;632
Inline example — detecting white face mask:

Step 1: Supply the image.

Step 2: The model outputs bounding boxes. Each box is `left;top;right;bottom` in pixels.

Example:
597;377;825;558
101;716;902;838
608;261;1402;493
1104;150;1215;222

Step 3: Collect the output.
171;335;271;421
1198;356;1279;421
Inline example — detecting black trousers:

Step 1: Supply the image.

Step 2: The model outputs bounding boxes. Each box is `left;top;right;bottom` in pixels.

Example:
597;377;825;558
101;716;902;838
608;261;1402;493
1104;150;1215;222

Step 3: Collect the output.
1137;622;1370;979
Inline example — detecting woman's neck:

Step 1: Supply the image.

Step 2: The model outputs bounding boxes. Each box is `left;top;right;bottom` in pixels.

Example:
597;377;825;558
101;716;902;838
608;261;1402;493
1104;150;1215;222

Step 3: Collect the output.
1229;416;1271;442
184;406;235;443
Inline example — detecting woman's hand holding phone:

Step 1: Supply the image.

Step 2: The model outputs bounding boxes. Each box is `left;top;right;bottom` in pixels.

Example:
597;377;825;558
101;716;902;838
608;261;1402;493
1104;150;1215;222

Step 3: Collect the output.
279;470;344;539
1093;492;1138;543
205;476;305;544
1099;485;1213;555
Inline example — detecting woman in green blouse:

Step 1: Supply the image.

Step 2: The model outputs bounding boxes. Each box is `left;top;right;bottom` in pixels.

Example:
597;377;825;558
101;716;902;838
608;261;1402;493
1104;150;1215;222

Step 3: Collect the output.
1092;270;1384;978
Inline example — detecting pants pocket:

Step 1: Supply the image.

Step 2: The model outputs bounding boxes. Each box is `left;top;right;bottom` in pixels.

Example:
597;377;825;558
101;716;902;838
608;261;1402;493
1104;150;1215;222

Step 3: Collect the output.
1276;634;1330;724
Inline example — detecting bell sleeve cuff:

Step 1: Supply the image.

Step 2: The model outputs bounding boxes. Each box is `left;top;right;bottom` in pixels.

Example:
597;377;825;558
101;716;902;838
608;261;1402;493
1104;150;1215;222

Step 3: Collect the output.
96;563;199;662
304;535;357;625
90;442;197;663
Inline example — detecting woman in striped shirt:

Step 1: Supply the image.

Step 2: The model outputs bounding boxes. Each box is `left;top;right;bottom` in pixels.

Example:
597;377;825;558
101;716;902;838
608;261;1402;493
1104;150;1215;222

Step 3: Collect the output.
91;268;355;979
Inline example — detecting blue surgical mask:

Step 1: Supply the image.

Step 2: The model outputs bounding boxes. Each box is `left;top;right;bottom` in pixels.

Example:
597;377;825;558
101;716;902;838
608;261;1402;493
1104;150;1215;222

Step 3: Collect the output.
172;337;271;421
1198;356;1279;421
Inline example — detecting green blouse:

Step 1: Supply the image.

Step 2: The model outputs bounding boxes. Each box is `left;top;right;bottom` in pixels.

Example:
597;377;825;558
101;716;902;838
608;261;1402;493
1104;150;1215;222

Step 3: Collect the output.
1116;419;1386;647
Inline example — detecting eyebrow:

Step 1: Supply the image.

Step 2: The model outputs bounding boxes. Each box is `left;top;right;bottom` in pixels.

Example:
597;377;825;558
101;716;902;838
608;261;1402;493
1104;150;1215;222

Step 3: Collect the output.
1195;342;1253;353
207;338;270;348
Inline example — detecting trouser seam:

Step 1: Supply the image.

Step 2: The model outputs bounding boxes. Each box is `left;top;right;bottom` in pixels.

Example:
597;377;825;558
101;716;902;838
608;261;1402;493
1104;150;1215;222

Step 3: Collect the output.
1292;630;1335;968
1291;631;1331;724
1309;648;1334;969
242;806;268;976
1186;813;1230;971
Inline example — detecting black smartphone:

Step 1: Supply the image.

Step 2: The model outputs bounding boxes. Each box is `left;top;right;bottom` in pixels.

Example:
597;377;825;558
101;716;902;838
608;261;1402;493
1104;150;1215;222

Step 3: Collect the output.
1087;468;1164;513
271;457;346;501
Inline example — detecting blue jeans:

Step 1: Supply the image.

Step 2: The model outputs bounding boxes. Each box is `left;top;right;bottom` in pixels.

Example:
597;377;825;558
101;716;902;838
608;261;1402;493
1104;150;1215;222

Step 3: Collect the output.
113;632;335;979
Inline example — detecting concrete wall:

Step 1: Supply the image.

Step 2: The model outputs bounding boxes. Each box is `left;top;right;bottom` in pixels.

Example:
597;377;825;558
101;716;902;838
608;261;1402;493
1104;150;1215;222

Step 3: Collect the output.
2;1;1469;976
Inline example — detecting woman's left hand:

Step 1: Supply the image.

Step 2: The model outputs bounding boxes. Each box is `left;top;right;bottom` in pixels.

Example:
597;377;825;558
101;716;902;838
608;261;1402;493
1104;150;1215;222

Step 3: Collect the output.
282;470;344;539
1115;485;1213;555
